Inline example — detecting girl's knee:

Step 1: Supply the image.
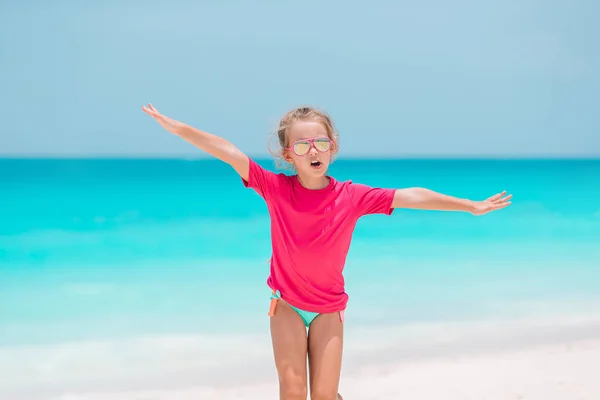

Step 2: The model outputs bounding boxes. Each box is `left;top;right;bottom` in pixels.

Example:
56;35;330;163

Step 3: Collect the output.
310;389;340;400
280;382;307;400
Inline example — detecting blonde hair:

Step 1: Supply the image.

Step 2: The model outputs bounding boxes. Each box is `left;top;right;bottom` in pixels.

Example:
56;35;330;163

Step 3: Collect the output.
269;106;340;170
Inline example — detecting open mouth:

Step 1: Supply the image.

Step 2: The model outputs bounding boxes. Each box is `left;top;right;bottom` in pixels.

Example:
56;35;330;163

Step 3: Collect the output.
310;160;322;168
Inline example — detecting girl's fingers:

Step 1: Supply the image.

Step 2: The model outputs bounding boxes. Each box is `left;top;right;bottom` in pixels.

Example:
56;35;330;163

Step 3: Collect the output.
496;194;512;203
494;202;511;210
486;190;506;202
142;105;159;118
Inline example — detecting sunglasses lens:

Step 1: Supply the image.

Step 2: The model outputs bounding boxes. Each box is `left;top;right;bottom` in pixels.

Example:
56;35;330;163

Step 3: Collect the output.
293;142;310;155
314;138;331;152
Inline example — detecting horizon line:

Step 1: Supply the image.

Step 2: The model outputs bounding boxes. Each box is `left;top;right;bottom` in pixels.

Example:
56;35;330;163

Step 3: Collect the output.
1;155;599;161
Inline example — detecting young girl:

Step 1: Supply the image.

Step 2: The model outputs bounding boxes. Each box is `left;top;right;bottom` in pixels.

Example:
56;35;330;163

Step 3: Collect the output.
142;104;511;400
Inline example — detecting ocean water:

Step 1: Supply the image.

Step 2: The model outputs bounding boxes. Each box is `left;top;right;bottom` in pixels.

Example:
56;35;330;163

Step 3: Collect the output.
1;158;600;398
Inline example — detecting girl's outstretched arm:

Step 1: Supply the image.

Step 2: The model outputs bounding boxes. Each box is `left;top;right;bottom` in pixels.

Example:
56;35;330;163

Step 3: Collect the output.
142;104;249;180
392;188;512;216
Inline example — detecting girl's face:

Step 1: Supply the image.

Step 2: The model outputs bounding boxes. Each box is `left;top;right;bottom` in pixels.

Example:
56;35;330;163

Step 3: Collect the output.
284;121;335;179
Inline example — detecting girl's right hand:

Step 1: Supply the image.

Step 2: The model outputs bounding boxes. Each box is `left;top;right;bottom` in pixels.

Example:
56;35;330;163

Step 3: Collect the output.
142;104;184;135
141;103;250;180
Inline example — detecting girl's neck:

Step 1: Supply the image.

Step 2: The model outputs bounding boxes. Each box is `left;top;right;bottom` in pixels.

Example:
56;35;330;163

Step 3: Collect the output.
296;173;330;190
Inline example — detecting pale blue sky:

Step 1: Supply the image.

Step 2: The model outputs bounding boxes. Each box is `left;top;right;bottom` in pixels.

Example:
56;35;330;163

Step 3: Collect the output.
1;1;598;158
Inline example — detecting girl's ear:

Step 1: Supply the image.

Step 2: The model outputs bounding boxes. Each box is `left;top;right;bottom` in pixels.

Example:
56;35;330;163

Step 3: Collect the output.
283;149;294;164
330;140;338;155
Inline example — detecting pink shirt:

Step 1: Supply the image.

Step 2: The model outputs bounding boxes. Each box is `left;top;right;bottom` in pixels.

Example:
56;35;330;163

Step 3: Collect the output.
242;158;396;313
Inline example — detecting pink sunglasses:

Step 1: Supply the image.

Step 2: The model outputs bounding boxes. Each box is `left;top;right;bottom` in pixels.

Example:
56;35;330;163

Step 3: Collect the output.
286;137;332;156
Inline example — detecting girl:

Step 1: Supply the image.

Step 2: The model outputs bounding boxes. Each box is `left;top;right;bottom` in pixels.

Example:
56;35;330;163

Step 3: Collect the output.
142;104;511;400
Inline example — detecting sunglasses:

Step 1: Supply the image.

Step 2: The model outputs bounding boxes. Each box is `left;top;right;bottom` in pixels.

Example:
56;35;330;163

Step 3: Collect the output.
287;137;333;156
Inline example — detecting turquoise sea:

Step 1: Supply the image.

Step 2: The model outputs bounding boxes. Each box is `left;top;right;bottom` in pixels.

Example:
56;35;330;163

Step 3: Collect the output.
1;158;599;397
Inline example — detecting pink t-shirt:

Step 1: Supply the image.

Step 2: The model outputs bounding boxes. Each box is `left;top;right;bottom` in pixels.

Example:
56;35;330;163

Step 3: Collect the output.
242;158;396;313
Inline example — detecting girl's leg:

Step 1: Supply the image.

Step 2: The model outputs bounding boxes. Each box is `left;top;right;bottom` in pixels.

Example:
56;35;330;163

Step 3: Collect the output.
270;300;309;400
307;312;344;400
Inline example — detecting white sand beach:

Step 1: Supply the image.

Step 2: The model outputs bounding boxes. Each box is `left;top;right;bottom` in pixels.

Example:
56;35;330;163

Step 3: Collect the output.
3;313;598;400
39;338;600;400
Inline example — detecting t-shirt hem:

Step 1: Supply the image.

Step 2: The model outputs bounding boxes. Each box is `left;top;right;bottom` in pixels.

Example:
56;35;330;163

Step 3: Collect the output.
240;157;257;188
269;281;347;313
384;188;396;215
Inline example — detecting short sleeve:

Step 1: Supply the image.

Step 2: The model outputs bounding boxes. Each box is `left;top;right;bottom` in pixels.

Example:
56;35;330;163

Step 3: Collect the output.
348;182;396;217
241;157;282;200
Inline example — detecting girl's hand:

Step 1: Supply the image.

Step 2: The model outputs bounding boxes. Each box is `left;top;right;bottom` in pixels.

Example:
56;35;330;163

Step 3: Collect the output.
470;191;512;216
141;103;250;180
142;103;185;135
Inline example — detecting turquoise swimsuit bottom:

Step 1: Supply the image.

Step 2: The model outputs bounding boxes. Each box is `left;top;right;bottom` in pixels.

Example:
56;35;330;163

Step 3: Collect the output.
270;290;320;327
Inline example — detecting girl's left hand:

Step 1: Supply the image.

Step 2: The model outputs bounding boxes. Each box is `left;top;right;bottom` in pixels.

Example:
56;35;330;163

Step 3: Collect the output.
470;191;512;216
